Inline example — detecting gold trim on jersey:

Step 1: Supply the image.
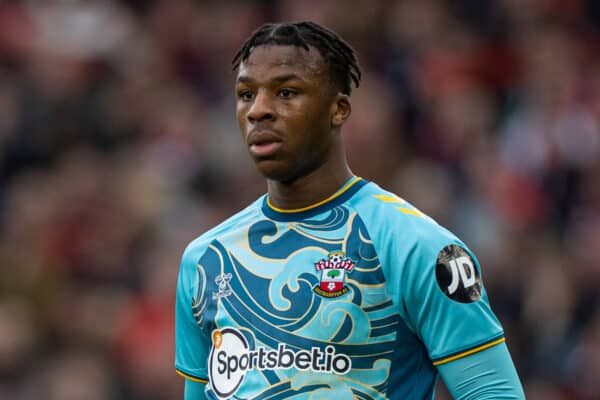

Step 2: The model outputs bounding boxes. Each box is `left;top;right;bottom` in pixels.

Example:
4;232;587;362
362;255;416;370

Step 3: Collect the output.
176;369;208;383
373;194;406;204
266;177;362;213
395;207;426;217
432;337;506;366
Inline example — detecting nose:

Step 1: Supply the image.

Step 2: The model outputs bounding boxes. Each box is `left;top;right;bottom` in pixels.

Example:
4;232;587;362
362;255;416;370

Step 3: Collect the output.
247;91;275;123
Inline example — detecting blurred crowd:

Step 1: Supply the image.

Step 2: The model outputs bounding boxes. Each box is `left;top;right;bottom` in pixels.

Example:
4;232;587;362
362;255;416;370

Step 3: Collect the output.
0;0;599;399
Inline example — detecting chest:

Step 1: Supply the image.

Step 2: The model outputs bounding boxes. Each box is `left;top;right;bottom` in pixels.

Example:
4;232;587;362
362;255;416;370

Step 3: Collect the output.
193;212;402;344
192;211;414;399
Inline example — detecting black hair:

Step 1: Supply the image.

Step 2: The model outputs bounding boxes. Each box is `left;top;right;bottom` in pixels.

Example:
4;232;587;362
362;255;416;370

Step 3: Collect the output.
232;21;362;95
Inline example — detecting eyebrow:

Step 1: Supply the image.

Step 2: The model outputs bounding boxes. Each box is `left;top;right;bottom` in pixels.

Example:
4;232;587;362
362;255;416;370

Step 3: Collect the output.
236;73;305;84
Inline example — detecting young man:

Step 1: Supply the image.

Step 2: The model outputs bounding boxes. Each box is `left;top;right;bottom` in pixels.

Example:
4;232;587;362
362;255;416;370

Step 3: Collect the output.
175;21;524;399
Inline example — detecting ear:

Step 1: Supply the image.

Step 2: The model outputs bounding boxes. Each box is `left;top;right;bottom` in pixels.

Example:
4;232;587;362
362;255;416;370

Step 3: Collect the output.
330;94;351;128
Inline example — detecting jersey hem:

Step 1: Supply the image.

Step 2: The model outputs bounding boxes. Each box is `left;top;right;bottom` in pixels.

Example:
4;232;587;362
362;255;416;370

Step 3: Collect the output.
431;335;505;366
175;368;208;383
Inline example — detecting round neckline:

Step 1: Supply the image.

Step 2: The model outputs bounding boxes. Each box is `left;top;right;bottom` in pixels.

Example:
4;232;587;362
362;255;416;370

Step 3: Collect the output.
262;176;367;221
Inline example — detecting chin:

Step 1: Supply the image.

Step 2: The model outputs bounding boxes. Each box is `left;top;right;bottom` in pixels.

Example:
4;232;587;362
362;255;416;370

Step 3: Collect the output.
254;160;297;183
256;167;291;182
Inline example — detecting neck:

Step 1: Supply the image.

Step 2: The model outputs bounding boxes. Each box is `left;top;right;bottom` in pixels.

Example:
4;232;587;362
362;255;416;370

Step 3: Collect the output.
266;163;354;211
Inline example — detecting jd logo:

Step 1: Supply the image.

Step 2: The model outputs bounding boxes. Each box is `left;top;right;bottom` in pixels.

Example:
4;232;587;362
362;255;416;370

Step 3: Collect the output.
435;245;482;303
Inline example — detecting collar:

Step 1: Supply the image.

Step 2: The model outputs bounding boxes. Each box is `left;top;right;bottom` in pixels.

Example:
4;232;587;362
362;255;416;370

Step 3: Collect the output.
262;176;367;221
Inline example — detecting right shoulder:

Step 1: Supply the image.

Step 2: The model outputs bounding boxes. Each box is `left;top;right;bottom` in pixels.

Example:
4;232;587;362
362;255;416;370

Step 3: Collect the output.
180;196;265;268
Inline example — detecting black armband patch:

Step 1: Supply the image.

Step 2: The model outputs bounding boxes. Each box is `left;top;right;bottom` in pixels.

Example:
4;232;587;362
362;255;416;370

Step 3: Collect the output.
435;245;482;303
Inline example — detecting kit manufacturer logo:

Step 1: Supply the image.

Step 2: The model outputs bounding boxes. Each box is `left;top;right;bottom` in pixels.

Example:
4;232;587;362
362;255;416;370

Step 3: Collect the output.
212;273;233;300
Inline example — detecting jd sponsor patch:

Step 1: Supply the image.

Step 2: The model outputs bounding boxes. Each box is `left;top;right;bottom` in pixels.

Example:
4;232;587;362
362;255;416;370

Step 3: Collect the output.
435;245;482;303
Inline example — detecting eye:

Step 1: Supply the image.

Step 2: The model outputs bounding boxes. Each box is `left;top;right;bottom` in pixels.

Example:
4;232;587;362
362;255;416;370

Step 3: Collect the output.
238;90;254;101
278;88;297;99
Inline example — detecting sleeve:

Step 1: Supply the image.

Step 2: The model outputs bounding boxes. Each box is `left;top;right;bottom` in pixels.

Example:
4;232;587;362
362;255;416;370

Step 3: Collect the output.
184;380;208;400
437;342;525;399
401;235;505;365
175;243;211;383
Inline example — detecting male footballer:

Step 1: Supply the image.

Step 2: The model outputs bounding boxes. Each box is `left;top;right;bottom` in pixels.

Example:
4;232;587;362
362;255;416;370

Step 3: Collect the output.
175;21;525;399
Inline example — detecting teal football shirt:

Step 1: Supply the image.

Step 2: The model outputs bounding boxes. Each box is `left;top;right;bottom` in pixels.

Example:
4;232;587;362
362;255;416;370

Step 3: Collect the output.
175;176;505;399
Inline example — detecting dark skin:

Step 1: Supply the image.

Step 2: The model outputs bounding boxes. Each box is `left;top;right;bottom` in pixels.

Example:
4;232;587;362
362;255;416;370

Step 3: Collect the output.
235;45;353;210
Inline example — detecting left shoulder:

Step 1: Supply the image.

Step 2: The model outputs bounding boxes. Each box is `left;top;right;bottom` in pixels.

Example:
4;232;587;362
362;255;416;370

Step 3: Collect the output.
349;180;462;249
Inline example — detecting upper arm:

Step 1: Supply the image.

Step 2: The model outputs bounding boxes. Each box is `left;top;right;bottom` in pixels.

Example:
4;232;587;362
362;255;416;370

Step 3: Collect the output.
175;244;211;383
437;342;525;399
399;234;523;396
401;239;505;364
358;194;508;366
184;379;208;400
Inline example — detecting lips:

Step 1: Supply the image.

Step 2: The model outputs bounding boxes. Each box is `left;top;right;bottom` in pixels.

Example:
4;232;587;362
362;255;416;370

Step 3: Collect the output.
247;129;282;158
250;142;282;157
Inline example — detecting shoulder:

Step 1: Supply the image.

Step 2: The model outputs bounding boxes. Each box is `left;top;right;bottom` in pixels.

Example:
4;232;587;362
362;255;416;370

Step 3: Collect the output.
349;181;475;289
352;181;488;305
180;196;265;268
349;180;461;250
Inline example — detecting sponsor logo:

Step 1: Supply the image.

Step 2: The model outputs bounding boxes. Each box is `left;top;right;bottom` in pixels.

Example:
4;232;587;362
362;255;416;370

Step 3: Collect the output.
313;252;354;298
435;245;482;303
208;328;351;399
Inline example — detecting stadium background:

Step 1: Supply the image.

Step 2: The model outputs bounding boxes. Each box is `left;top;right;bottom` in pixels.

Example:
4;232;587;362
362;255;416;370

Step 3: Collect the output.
0;0;599;399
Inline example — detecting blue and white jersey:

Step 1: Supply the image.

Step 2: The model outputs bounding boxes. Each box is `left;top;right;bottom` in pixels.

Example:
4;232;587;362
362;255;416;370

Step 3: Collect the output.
175;176;504;400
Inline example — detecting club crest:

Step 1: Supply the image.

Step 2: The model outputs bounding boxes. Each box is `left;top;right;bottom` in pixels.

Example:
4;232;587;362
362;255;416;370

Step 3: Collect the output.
313;252;354;298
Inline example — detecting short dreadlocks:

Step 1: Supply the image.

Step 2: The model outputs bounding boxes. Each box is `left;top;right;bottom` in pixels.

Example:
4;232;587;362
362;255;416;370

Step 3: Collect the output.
232;21;362;95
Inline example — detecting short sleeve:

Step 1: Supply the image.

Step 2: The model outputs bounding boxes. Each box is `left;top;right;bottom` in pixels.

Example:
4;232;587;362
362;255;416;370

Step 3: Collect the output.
401;237;504;365
437;341;525;399
175;243;211;382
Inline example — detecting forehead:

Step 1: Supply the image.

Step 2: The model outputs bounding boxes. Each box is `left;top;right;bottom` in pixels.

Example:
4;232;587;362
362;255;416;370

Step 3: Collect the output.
237;45;328;82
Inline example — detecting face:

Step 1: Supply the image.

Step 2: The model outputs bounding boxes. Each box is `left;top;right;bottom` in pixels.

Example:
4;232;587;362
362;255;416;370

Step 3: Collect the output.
235;45;347;183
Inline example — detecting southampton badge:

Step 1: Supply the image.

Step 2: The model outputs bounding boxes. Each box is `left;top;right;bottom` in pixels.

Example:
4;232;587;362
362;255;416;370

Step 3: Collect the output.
313;252;354;298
